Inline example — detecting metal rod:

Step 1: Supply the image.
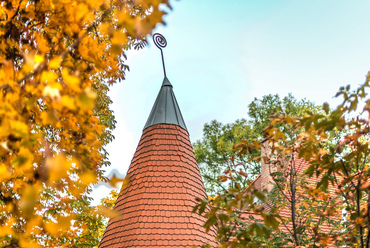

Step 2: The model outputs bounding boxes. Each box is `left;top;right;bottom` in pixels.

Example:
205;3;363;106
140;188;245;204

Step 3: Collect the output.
160;49;166;77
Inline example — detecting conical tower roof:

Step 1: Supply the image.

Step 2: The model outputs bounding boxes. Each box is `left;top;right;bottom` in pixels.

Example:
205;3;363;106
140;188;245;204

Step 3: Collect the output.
99;79;217;247
144;77;187;130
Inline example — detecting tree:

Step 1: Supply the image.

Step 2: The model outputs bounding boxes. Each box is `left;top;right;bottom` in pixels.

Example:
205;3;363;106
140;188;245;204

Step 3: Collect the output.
194;94;321;196
198;73;370;247
0;0;171;246
251;142;342;247
93;189;119;244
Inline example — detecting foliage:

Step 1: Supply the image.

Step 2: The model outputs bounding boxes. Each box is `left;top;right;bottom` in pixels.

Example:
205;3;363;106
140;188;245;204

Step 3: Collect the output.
254;145;342;247
0;0;171;246
194;94;320;196
194;119;256;196
195;167;279;248
56;189;119;248
93;190;119;244
99;189;119;210
198;73;370;247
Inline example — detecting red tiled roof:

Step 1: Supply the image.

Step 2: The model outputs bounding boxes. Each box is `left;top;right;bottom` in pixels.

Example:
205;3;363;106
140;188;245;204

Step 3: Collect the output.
244;154;341;246
99;124;217;247
243;174;261;193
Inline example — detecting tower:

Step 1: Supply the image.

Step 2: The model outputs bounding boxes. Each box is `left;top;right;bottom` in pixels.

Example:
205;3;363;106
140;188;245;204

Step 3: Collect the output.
99;34;216;247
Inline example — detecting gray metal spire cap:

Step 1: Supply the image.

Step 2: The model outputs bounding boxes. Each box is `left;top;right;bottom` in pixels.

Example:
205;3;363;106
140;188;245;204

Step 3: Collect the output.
143;77;187;131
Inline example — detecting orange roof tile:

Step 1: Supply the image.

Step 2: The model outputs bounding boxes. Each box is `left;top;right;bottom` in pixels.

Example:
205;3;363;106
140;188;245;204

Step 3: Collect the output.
99;124;217;247
244;154;341;247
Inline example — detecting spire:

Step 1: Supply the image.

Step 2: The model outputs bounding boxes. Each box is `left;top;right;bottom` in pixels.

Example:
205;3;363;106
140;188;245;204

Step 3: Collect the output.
144;33;187;131
143;77;187;131
99;33;216;247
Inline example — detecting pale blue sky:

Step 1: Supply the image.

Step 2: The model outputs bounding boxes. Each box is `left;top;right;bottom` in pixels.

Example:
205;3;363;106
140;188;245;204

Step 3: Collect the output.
92;0;370;204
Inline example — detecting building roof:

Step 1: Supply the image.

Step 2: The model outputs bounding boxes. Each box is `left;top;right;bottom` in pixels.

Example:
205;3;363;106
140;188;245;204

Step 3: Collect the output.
245;154;341;245
99;78;216;247
143;77;187;131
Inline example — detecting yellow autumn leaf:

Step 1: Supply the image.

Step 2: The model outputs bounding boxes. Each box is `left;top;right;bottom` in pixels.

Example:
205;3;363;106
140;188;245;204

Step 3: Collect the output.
0;141;10;156
45;154;72;183
0;122;10;137
23;53;38;69
318;148;329;156
0;217;15;236
76;86;97;111
20;183;41;218
62;68;81;92
40;71;56;83
61;95;76;110
0;163;9;180
34;54;44;63
45;221;59;236
19;237;43;248
98;23;111;36
12;147;33;169
49;56;61;69
43;85;61;101
111;31;128;45
97;206;120;219
74;3;90;22
69;185;87;198
35;33;50;54
148;7;164;25
6;203;13;212
9;120;28;137
80;172;98;184
107;173;129;188
40;111;59;126
57;214;76;232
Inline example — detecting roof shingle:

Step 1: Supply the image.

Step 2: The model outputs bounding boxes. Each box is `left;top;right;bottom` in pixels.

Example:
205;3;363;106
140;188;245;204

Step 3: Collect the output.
99;124;217;247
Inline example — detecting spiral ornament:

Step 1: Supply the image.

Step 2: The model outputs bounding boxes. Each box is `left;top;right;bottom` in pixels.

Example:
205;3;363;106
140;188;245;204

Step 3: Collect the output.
153;33;167;77
153;33;167;50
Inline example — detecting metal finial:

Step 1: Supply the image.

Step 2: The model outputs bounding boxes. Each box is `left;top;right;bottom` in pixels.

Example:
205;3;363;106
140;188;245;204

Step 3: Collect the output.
153;33;167;77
